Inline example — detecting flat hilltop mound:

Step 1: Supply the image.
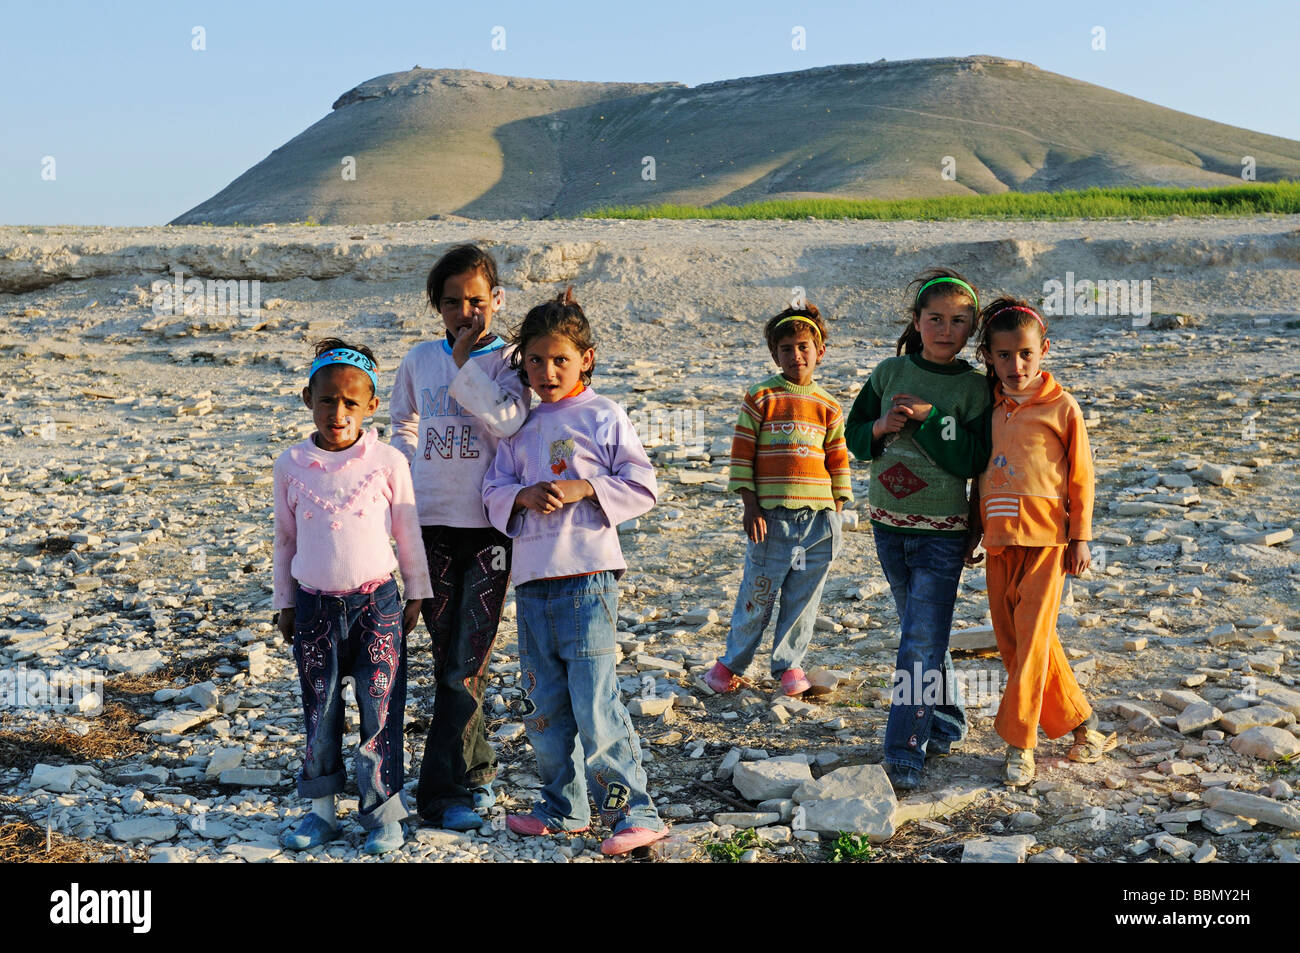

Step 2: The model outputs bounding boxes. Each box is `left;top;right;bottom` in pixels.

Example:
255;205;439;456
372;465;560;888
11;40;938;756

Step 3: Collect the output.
172;56;1300;224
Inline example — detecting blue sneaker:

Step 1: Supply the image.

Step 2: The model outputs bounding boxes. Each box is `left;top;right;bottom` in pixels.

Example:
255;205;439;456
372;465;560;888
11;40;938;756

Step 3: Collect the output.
363;821;404;855
441;804;483;832
280;813;339;850
470;781;495;811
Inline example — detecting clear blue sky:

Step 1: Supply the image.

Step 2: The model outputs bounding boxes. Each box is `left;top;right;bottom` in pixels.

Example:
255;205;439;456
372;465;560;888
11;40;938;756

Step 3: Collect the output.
2;0;1296;225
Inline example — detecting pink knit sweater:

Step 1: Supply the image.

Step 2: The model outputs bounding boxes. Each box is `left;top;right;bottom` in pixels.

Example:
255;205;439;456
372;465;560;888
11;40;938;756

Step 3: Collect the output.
272;429;433;609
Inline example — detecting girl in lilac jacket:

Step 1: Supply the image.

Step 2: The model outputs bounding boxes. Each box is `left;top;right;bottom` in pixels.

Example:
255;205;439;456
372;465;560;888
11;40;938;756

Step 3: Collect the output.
482;287;667;857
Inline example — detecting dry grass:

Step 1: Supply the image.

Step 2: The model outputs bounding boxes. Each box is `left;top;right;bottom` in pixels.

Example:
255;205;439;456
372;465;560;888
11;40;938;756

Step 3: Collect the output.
105;653;228;697
0;807;143;863
0;701;148;771
871;802;1007;863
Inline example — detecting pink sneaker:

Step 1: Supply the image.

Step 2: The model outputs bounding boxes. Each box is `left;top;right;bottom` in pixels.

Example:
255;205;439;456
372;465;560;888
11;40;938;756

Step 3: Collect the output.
506;814;588;836
704;662;741;694
600;826;669;856
780;668;812;696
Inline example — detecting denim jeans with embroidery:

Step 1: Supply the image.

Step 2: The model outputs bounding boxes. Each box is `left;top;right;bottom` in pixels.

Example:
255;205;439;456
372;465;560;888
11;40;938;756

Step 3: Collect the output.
292;577;407;829
873;528;968;772
722;506;841;678
415;525;511;821
515;571;663;833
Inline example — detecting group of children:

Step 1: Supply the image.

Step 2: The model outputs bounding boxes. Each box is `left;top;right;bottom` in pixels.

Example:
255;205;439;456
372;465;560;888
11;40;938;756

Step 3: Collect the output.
271;246;1117;858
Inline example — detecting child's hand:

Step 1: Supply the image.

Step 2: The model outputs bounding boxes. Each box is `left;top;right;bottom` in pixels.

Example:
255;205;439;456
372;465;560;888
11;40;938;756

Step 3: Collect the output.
964;530;984;566
450;313;488;368
402;599;423;636
551;479;595;504
1064;540;1091;575
872;406;909;439
277;608;295;645
741;495;766;543
515;482;567;514
891;393;933;421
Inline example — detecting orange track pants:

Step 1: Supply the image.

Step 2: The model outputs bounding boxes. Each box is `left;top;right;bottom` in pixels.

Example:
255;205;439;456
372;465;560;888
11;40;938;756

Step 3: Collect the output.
986;545;1091;748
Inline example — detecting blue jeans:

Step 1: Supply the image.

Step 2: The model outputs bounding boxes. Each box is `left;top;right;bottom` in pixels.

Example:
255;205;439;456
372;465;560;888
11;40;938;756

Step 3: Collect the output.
722;506;841;677
515;572;663;833
873;529;967;772
292;577;407;829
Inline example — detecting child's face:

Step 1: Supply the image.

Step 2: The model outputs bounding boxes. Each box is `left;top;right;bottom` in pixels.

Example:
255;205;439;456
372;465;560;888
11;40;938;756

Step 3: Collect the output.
522;332;593;403
301;366;379;451
771;327;825;386
913;293;975;364
986;326;1050;391
438;268;501;342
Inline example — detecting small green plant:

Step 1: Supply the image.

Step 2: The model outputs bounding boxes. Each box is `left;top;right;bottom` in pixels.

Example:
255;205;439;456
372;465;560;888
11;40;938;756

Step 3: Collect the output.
1265;752;1296;777
828;831;875;863
704;828;761;863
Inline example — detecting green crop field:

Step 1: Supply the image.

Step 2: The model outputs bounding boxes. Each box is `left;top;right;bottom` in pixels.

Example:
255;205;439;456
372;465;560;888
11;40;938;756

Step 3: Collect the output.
583;182;1300;221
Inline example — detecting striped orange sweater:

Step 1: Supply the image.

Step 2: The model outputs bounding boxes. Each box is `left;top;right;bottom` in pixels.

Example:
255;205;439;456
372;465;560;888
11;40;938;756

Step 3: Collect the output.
726;375;853;510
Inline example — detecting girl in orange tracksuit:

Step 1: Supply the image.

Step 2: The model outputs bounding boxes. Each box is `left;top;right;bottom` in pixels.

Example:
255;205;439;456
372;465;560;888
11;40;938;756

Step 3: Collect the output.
969;298;1116;787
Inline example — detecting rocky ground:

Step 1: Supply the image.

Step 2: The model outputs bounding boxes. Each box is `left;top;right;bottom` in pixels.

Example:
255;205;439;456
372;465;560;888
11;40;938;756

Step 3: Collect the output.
0;219;1298;864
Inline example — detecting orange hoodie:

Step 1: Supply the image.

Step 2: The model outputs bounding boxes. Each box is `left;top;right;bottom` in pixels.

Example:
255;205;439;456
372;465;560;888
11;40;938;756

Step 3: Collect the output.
978;371;1093;550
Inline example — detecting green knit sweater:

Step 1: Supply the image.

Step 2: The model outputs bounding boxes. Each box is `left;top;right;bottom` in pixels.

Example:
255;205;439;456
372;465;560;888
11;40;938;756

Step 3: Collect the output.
845;354;990;536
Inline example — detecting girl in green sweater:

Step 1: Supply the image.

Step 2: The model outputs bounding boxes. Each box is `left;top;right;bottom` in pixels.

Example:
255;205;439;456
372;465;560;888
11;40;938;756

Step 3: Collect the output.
845;268;990;790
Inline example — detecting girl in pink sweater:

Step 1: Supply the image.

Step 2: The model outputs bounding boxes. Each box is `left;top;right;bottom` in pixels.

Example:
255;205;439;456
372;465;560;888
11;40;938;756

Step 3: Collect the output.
273;338;432;855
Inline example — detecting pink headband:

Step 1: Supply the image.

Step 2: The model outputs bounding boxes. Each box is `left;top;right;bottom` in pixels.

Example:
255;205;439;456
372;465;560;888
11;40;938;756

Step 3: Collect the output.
989;305;1046;333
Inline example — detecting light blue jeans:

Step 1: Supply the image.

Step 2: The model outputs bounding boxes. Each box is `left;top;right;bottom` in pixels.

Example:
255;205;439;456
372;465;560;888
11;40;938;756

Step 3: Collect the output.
515;571;663;833
722;506;841;677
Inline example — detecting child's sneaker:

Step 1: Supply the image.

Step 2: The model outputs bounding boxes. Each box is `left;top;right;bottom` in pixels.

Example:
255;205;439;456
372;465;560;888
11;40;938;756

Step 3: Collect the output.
1004;746;1035;787
441;804;483;831
780;668;812;696
928;736;961;757
470;781;496;811
363;821;404;855
600;826;669;856
1068;728;1118;763
704;662;741;694
506;813;589;837
279;812;339;850
885;762;923;792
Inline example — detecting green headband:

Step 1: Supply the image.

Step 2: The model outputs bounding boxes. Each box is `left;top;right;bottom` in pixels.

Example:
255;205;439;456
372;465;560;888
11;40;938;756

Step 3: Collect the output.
916;276;978;312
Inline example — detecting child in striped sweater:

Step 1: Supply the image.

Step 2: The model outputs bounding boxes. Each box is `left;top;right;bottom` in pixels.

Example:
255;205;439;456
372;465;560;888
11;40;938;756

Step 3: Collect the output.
706;303;852;697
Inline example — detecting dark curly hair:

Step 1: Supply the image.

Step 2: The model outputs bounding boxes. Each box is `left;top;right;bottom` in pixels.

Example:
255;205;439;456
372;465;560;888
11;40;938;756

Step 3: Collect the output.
508;286;596;386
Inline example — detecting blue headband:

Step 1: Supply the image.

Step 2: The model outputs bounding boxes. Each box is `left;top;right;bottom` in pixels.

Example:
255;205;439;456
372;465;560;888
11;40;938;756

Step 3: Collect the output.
309;348;378;392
